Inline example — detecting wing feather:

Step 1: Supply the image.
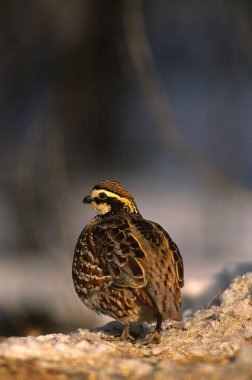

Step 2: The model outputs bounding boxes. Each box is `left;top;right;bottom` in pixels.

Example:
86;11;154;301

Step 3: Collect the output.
90;217;147;289
149;221;184;288
86;214;184;320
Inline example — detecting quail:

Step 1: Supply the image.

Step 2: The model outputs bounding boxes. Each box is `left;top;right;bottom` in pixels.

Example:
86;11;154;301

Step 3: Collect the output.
72;180;184;344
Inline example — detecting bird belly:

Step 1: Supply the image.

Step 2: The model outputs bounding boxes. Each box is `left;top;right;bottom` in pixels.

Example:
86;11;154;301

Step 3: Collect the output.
73;282;157;324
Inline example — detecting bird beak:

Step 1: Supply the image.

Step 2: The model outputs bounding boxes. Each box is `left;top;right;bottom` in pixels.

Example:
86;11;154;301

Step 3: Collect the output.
83;195;93;204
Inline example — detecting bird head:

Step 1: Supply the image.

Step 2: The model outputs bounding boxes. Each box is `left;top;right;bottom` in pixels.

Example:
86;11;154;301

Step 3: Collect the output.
83;180;140;216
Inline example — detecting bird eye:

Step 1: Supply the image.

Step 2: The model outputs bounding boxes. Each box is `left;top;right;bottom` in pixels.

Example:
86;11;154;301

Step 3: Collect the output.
99;192;107;200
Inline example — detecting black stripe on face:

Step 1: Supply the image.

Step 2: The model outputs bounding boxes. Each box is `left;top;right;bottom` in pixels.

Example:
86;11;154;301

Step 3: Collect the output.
94;197;105;205
94;196;119;205
94;196;126;213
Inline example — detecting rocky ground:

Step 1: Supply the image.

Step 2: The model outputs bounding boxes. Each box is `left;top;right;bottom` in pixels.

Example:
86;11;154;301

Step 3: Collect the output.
0;273;251;380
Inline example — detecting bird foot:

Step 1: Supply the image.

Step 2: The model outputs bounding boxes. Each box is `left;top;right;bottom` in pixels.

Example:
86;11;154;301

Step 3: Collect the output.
104;324;135;342
137;330;161;346
118;324;136;342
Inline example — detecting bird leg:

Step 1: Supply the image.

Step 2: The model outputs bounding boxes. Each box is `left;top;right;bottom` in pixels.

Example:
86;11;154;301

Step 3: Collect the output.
138;313;162;346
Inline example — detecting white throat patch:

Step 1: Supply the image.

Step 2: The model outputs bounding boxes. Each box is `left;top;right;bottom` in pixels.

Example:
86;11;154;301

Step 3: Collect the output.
91;201;111;215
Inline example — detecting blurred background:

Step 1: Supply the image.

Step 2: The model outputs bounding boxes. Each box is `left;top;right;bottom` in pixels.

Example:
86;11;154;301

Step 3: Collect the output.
0;0;252;337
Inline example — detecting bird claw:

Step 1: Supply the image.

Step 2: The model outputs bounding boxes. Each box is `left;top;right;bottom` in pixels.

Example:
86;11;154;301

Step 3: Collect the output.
104;324;136;342
118;325;136;342
137;330;161;346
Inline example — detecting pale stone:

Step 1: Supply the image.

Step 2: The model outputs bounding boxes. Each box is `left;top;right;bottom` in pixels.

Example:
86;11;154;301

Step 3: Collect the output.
0;273;251;380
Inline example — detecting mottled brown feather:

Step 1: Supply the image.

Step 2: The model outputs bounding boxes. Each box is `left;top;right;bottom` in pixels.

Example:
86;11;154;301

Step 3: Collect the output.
94;180;134;200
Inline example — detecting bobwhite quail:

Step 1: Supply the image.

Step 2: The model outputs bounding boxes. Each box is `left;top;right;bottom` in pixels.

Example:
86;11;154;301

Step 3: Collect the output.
72;180;184;344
